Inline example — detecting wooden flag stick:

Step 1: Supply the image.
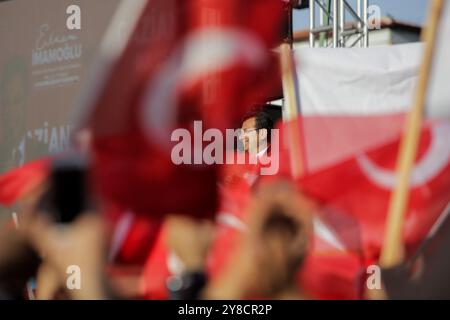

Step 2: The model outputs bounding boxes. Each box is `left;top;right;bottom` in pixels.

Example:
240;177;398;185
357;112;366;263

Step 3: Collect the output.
279;43;304;178
379;0;444;269
366;0;444;300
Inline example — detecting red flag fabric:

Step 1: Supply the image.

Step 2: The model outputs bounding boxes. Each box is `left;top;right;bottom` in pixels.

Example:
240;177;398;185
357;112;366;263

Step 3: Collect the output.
276;113;408;176
0;158;50;206
206;176;366;300
105;204;163;265
205;119;450;300
138;161;367;300
82;0;285;218
140;225;171;300
297;119;450;261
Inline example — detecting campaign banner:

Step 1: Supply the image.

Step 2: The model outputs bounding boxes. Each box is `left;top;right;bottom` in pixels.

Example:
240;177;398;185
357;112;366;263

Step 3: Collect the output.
0;0;120;174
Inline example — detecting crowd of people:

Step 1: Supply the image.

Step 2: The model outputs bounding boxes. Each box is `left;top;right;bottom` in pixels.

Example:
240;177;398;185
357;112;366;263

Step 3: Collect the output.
0;105;311;300
1;103;449;301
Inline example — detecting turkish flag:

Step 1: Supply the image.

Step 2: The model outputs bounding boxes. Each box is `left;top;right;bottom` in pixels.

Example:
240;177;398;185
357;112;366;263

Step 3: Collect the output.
82;0;285;218
296;119;450;261
0;158;50;207
105;204;163;265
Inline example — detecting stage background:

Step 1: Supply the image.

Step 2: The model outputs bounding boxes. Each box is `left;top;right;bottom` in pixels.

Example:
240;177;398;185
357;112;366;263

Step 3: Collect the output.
0;0;120;217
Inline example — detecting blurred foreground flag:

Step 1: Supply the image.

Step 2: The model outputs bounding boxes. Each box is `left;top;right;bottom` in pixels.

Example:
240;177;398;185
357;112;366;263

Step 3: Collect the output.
0;158;50;207
77;0;284;217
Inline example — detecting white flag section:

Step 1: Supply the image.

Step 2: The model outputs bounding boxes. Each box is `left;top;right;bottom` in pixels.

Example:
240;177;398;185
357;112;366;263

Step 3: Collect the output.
427;1;450;119
294;42;423;115
289;42;434;174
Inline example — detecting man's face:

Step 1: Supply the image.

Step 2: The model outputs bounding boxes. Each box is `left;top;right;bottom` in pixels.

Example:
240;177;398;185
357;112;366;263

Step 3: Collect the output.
239;117;258;152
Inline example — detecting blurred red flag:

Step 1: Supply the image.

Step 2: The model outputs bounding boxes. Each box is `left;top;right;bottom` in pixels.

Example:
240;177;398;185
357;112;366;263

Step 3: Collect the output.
105;206;163;265
81;0;284;217
204;120;450;299
291;119;450;261
0;158;50;207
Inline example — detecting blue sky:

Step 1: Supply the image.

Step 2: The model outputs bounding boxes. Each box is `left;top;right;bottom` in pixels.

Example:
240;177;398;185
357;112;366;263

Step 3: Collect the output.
293;0;431;30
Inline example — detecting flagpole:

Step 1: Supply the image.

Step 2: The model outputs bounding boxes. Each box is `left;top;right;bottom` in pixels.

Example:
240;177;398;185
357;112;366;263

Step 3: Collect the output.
368;0;444;300
279;43;304;178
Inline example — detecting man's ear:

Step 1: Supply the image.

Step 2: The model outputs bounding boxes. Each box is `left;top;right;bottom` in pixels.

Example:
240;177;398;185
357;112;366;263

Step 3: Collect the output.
259;128;268;141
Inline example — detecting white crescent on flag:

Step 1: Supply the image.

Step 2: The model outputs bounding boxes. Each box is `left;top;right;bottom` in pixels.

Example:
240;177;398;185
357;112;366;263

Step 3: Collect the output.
140;27;267;144
356;122;450;190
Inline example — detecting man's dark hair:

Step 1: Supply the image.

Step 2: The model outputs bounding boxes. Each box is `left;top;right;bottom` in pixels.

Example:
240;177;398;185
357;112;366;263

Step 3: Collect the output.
242;104;282;143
